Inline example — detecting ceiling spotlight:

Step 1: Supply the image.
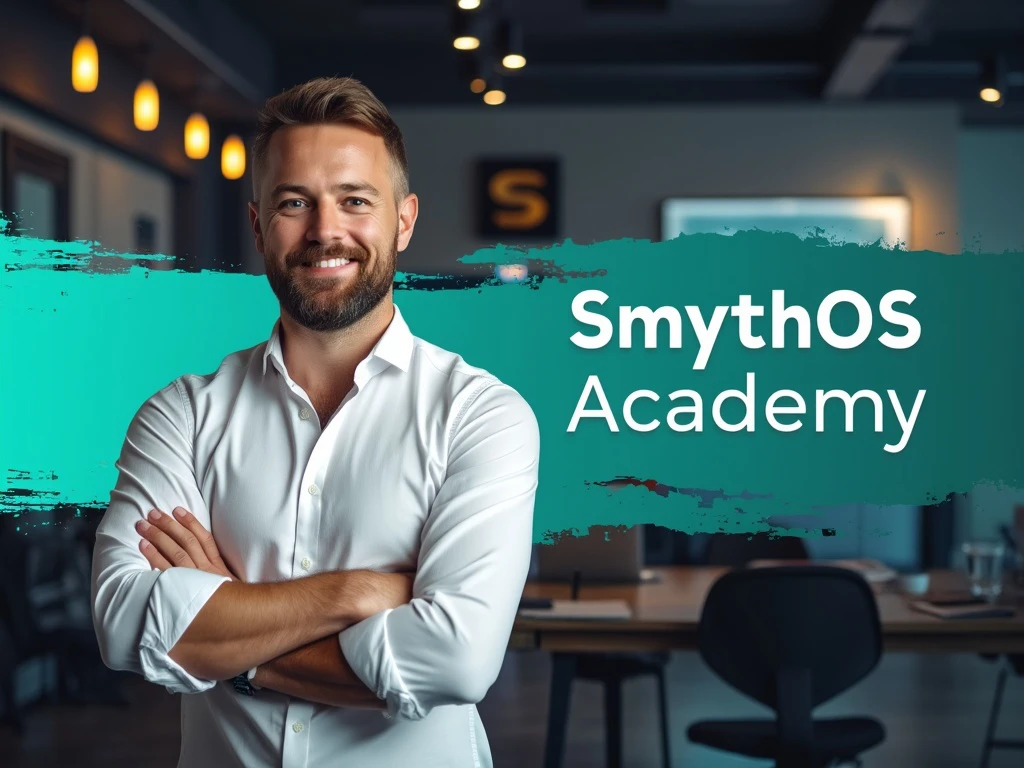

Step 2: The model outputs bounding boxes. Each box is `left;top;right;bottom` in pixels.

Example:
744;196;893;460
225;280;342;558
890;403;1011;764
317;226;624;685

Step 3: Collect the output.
458;0;481;9
483;74;506;105
980;86;1002;103
979;58;1005;105
452;7;482;50
499;20;526;70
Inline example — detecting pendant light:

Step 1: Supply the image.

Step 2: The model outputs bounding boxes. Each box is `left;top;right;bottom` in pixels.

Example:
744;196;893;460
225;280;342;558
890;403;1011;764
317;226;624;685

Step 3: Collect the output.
133;45;159;131
221;134;246;180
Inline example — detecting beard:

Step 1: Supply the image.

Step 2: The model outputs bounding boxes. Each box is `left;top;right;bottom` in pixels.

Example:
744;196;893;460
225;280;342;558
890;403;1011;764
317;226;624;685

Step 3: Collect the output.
264;233;398;333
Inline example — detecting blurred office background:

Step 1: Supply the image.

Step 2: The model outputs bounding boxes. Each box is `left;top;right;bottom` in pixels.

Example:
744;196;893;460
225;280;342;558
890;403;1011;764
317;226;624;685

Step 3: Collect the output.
1;0;1023;765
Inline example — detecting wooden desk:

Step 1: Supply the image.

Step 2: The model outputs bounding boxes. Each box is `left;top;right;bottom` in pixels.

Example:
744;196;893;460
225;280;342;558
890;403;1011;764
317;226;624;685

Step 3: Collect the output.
511;566;1024;655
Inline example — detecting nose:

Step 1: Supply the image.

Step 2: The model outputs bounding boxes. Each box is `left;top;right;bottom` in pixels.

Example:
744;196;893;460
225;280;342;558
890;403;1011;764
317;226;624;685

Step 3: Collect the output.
306;201;348;246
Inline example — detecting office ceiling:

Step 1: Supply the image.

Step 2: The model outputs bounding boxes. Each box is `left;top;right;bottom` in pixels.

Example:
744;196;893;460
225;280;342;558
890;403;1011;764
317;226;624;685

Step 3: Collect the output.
225;0;1024;121
49;0;1024;123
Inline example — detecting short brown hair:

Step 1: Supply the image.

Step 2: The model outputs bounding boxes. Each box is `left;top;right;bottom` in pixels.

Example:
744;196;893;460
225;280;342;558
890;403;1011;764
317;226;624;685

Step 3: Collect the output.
251;77;409;204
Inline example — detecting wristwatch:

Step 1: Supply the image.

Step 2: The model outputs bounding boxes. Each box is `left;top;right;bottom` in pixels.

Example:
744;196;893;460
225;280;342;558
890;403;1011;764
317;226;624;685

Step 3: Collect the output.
231;666;260;696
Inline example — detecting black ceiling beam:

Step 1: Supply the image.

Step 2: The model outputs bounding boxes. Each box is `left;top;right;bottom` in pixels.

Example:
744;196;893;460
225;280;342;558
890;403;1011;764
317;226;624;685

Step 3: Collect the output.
819;0;932;100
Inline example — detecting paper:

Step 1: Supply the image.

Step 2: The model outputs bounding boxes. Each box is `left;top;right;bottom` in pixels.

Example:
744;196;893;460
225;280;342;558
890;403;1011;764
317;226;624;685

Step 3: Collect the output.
518;599;633;620
909;600;1016;620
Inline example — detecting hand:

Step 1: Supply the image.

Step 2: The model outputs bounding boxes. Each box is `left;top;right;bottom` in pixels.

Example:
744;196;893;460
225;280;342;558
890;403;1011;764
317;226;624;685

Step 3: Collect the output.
137;507;238;581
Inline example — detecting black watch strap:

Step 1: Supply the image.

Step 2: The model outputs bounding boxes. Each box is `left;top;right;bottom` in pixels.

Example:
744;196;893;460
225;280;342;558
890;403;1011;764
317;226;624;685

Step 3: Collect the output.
231;672;255;696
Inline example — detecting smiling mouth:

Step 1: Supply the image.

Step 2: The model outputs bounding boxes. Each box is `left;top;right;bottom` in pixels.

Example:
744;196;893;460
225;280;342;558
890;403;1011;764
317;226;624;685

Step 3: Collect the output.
302;257;354;268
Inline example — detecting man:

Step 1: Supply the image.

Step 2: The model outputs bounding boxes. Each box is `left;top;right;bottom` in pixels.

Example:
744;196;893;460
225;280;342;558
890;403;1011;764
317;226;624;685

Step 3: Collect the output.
91;76;540;767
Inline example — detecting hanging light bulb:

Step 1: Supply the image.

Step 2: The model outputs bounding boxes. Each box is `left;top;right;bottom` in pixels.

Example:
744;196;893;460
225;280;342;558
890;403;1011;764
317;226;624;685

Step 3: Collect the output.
458;0;481;9
499;20;526;70
979;58;1004;105
72;35;99;92
470;77;487;94
483;76;506;105
483;89;506;105
221;134;246;180
184;112;210;159
134;78;159;131
452;7;481;50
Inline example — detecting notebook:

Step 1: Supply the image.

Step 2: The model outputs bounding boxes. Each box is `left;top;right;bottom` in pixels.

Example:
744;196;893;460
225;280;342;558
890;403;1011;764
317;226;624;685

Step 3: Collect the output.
518;599;633;621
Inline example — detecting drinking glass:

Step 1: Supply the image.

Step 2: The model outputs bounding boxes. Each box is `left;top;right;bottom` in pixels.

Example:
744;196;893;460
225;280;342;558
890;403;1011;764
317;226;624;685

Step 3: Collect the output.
961;541;1005;600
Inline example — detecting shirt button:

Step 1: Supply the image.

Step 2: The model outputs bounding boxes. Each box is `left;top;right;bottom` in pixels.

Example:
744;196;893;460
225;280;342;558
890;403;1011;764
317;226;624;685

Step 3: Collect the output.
292;722;304;733
308;484;319;496
300;557;312;570
299;407;311;420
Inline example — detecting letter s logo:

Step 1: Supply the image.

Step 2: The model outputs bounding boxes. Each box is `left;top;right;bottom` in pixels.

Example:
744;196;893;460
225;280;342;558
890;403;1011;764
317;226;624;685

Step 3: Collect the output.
488;169;549;230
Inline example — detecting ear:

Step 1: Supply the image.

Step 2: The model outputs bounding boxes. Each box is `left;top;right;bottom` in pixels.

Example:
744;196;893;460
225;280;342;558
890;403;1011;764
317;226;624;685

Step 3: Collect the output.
247;201;265;255
396;193;419;254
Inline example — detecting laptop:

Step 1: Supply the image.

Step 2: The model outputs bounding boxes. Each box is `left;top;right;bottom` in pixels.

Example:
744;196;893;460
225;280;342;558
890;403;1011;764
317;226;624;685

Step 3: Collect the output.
534;524;647;585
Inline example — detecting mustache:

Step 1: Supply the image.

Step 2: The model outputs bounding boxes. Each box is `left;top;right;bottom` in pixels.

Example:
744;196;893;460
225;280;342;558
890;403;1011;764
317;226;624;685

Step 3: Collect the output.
286;244;368;268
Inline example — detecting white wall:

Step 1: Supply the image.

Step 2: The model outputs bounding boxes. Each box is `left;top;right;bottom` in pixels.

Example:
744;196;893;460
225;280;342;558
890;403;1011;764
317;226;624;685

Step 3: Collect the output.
0;96;173;254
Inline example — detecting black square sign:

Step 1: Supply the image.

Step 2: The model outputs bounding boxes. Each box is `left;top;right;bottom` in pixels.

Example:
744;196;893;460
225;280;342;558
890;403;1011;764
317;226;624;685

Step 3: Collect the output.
476;158;559;239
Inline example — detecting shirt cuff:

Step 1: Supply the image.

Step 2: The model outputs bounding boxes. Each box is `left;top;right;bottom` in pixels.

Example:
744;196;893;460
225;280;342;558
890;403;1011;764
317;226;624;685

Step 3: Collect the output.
138;567;231;694
338;608;423;721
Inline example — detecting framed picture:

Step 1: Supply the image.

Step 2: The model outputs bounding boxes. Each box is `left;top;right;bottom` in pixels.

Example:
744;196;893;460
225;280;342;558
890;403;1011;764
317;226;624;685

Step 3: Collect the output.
660;196;911;249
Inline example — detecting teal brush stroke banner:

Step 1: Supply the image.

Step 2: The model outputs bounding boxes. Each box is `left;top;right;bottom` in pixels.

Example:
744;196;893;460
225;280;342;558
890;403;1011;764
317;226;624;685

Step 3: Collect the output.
3;217;1023;543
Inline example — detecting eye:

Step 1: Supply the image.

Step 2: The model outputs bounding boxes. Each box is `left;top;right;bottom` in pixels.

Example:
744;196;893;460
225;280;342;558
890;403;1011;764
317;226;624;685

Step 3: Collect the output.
345;198;369;207
279;199;308;210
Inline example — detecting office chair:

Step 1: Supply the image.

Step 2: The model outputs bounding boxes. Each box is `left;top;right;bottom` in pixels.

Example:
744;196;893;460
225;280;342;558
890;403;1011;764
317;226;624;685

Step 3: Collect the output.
979;653;1024;768
0;518;123;722
544;650;671;768
687;566;886;768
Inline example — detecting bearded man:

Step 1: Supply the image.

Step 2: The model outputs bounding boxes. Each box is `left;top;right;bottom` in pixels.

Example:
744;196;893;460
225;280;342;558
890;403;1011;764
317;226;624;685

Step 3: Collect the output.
91;76;539;768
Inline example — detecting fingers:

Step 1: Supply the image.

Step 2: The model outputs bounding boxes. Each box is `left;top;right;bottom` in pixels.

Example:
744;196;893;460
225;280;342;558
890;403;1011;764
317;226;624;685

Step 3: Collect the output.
137;509;208;569
171;507;226;568
139;538;172;571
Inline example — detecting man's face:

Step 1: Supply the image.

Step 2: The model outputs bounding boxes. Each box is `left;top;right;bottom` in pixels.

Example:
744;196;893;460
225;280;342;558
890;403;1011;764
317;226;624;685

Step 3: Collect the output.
248;124;416;333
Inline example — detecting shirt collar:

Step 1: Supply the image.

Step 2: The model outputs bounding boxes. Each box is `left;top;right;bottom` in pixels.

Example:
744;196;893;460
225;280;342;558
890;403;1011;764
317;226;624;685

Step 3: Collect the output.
262;304;414;378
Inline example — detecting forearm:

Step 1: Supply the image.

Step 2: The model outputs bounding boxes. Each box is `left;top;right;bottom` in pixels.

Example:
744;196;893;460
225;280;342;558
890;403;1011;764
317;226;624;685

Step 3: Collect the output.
253;636;383;710
169;570;381;680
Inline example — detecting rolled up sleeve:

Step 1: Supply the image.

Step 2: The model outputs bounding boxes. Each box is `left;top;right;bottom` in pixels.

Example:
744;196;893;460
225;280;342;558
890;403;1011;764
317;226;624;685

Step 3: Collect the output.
91;379;230;694
339;381;539;720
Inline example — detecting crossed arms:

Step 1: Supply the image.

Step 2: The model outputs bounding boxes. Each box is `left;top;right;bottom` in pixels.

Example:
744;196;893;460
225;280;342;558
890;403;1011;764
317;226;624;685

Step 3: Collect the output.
134;505;409;709
91;377;540;719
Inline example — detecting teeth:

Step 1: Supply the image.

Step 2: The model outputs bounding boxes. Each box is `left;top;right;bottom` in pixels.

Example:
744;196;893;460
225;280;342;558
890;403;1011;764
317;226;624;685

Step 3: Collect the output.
311;258;351;268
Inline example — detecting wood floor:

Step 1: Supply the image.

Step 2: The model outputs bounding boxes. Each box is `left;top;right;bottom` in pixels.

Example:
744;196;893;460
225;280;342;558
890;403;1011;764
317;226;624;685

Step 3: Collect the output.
1;651;1022;767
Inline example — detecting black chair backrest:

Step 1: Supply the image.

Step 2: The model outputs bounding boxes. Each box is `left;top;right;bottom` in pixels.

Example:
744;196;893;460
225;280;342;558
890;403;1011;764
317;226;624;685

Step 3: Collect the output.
698;565;882;711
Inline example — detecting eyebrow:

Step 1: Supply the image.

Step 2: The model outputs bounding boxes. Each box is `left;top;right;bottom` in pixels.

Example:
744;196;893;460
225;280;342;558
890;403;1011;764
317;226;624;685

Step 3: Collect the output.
270;181;382;200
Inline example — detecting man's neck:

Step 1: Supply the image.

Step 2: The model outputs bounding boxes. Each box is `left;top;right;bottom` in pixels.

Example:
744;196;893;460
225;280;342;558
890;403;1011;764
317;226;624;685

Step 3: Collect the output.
278;297;395;395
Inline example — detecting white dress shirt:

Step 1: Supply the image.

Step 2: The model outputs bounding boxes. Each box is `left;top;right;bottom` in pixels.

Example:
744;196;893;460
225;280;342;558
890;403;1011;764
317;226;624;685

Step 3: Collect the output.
90;304;540;768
